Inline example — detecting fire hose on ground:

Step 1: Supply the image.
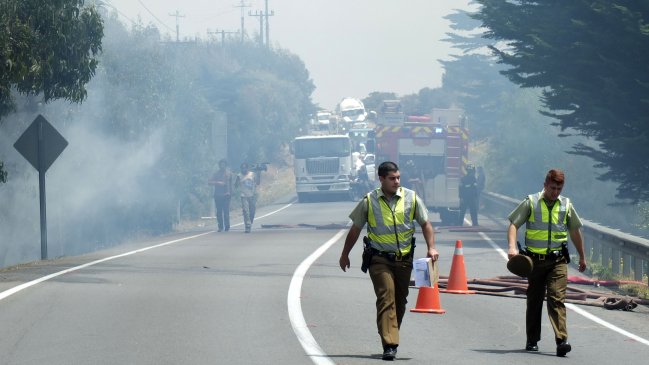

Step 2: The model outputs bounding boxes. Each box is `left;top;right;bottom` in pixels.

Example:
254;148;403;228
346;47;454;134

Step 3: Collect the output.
258;224;647;311
413;275;648;311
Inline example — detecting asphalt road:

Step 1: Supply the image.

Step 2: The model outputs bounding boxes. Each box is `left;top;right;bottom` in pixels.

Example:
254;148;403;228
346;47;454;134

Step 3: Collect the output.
1;196;648;364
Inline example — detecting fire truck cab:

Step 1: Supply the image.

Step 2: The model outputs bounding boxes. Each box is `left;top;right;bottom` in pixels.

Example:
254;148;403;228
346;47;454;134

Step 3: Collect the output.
374;108;468;225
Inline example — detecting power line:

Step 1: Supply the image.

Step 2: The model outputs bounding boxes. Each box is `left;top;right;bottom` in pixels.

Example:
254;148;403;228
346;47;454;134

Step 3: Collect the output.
100;0;138;25
136;0;175;33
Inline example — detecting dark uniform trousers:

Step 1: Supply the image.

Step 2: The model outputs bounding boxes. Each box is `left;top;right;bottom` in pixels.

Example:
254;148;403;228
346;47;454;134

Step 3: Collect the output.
214;195;231;231
526;256;568;344
369;255;413;347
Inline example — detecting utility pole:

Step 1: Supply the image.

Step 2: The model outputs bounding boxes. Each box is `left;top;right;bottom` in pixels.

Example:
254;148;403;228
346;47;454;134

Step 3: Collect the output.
169;10;185;42
248;10;264;46
208;29;239;45
264;0;274;47
234;0;250;42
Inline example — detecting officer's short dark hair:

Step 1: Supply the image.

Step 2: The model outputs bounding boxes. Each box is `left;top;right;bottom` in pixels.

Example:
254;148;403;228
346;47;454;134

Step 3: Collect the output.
219;159;228;166
545;169;565;185
378;161;399;177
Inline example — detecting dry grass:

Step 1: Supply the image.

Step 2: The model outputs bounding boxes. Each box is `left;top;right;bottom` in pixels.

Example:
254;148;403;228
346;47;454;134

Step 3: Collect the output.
256;163;295;206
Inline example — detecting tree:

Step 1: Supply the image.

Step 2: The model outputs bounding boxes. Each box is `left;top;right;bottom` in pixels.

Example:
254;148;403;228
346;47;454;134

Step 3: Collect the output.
362;91;398;114
472;0;649;202
0;0;103;117
0;0;103;182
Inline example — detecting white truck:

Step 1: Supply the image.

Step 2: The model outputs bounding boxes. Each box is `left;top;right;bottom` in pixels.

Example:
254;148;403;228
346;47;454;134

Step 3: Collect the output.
293;134;356;202
312;110;333;132
336;97;367;131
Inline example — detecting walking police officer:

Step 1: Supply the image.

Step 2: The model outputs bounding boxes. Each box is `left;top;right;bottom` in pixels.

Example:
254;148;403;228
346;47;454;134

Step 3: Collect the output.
507;169;587;356
339;161;439;361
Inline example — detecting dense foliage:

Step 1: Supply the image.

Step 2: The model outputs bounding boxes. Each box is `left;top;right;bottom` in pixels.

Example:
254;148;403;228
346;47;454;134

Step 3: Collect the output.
429;8;647;236
0;0;103;118
0;0;103;181
472;0;649;203
0;10;314;267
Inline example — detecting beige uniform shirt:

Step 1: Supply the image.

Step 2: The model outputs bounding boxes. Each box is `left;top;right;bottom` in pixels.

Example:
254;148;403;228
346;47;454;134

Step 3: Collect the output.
348;187;429;229
508;193;583;230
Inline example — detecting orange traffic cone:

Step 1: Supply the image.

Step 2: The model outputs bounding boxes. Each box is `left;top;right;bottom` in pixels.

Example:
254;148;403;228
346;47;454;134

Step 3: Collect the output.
410;283;446;314
440;240;475;294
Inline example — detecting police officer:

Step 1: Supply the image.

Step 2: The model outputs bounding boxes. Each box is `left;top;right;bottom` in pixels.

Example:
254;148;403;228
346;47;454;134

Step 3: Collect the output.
339;161;439;361
458;164;479;226
507;169;587;356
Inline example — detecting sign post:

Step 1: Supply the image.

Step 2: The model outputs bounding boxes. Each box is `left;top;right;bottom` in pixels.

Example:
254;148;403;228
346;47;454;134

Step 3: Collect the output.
13;115;68;260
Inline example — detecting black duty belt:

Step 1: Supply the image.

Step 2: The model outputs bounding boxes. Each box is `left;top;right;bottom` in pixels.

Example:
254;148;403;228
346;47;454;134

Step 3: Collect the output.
370;248;413;262
524;250;562;261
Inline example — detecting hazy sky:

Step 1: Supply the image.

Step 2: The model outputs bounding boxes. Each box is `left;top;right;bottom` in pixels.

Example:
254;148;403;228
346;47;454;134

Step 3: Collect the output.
106;0;472;110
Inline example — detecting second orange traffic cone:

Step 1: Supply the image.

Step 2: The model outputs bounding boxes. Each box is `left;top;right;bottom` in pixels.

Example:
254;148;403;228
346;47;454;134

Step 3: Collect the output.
440;240;475;294
410;283;446;314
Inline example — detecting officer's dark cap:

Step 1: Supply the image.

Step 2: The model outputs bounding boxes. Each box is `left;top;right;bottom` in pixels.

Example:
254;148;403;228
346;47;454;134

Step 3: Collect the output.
507;254;533;277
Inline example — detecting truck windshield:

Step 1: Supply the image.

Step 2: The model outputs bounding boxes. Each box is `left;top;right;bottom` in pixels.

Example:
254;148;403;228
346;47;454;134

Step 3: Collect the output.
342;109;363;117
295;138;351;158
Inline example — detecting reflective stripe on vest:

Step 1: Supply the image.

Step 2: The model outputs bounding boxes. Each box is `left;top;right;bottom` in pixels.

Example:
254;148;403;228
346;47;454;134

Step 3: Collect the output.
525;192;570;254
367;187;417;254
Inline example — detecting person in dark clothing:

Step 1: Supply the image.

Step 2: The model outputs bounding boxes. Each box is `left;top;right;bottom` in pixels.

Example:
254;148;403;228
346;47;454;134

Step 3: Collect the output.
208;159;233;232
476;166;486;209
458;164;478;226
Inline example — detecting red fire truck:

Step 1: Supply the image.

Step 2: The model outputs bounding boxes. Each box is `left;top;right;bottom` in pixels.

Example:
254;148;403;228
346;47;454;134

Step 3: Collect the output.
373;108;469;225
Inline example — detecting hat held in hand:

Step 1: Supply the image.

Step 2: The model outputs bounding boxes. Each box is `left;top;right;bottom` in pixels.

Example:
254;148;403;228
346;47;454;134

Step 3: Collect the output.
507;254;533;277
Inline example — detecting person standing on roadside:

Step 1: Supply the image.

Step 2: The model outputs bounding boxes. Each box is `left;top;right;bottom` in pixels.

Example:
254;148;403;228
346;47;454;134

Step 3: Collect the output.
339;161;439;361
235;162;258;233
507;169;587;357
208;159;232;232
476;166;486;210
458;164;479;226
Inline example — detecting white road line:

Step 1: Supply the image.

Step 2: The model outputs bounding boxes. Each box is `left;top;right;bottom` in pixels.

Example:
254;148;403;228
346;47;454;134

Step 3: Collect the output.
479;231;649;347
0;231;212;301
288;229;345;365
226;202;294;227
0;202;295;302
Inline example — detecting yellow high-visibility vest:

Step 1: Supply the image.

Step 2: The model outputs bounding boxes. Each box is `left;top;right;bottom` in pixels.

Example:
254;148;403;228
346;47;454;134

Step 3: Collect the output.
525;192;570;254
367;187;416;255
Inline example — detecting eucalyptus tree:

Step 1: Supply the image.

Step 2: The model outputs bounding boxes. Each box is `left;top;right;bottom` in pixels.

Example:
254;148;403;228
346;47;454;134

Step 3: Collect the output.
0;0;103;182
473;0;649;202
0;0;103;119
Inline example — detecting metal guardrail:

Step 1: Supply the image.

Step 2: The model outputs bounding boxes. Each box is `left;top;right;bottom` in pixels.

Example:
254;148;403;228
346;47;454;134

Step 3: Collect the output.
483;191;649;285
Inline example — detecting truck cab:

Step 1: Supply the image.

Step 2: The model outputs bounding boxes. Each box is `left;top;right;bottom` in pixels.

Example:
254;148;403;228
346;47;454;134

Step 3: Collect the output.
293;134;356;202
337;97;367;132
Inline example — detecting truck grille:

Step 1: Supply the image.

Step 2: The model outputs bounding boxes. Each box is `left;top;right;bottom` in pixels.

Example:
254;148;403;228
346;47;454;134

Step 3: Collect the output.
306;158;339;174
